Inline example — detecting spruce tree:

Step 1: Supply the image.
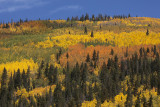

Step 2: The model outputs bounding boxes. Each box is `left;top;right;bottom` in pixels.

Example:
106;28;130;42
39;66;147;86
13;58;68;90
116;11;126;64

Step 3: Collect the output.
148;95;153;107
66;52;69;59
146;29;149;35
48;64;54;85
135;94;140;107
85;13;89;20
53;83;65;107
92;50;97;61
91;31;94;37
84;26;87;34
142;95;147;107
0;68;8;107
53;67;58;84
87;83;93;101
86;53;90;62
125;86;133;107
1;67;8;90
111;49;114;55
15;69;22;89
45;63;49;77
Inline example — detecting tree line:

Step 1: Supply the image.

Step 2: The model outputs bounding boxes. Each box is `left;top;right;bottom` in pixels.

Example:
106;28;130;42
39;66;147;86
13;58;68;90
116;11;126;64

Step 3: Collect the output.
1;45;159;107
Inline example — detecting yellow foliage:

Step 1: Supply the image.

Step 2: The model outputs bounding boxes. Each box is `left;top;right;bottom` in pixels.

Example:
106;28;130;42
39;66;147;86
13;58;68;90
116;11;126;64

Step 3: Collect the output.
114;92;127;106
58;74;65;83
29;85;56;96
35;31;160;49
101;100;115;107
93;67;99;76
0;58;38;76
81;99;97;107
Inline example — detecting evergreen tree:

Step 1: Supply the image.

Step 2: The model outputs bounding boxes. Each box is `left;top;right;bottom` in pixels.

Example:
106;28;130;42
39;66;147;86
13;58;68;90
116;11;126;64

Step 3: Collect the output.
27;67;31;91
48;64;54;85
7;74;14;106
92;50;97;61
135;94;140;107
84;26;87;34
22;69;27;89
87;83;93;101
85;13;89;20
128;13;131;18
111;49;114;55
80;14;85;21
53;83;65;107
86;53;90;62
142;95;147;107
0;68;8;107
67;17;70;21
45;63;49;77
125;86;133;107
146;29;149;35
148;95;153;107
66;52;69;59
96;51;99;61
15;69;22;89
153;45;156;55
91;31;94;37
53;67;58;84
147;47;150;53
92;14;95;21
1;67;8;90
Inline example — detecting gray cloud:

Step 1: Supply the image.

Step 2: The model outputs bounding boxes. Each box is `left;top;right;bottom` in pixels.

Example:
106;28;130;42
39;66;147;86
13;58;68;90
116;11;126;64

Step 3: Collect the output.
50;5;82;14
0;0;48;13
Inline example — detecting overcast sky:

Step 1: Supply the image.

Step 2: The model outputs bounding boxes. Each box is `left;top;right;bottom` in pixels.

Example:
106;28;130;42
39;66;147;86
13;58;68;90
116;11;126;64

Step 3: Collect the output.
0;0;160;22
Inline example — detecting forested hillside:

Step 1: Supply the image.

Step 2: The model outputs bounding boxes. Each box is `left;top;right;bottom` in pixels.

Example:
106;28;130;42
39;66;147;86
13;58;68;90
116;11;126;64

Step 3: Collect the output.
1;14;160;107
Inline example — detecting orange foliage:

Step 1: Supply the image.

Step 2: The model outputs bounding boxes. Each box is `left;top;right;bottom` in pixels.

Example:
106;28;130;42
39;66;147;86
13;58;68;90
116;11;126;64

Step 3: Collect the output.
60;44;157;67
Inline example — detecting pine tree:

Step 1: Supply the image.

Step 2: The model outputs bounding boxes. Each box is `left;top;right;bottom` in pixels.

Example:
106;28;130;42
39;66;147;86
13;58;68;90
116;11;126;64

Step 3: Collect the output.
92;14;95;21
146;29;149;35
128;14;131;18
48;64;54;85
26;67;31;91
66;52;69;59
40;60;45;69
1;67;8;89
67;17;70;21
92;50;97;61
7;73;14;106
96;51;99;61
85;13;89;20
45;63;49;77
37;61;44;79
135;94;140;107
148;95;153;107
22;69;27;89
86;53;90;62
64;63;71;101
91;31;94;37
111;49;114;55
125;86;133;107
15;69;22;89
87;83;93;101
147;47;150;53
84;26;87;34
53;83;65;107
0;68;8;107
153;45;156;55
53;67;58;84
142;95;147;107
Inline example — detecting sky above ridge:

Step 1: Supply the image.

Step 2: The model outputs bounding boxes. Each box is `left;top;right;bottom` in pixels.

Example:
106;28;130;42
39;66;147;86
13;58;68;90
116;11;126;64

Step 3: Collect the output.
0;0;160;22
